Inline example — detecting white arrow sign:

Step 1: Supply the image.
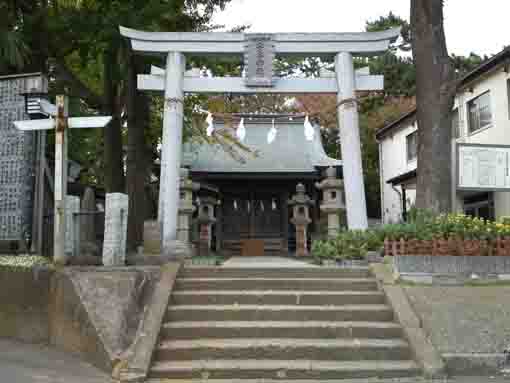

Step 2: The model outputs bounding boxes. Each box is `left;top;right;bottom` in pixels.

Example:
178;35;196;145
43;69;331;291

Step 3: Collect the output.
14;116;112;130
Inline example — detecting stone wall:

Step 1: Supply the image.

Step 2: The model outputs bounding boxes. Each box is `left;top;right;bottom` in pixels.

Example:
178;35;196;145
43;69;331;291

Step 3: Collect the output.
0;74;37;244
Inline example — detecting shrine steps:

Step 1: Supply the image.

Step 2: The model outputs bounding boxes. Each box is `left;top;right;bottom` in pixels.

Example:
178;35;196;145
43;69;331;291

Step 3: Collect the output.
171;290;387;306
149;266;421;380
175;278;378;291
149;360;419;380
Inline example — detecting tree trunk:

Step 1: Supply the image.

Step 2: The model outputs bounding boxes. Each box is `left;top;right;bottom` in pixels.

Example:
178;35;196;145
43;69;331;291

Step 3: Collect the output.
411;0;456;213
102;41;125;193
126;51;150;251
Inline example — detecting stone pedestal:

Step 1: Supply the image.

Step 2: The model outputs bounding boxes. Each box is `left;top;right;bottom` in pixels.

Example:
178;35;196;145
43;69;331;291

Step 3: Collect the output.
143;220;161;255
176;168;199;257
197;196;217;256
316;167;346;238
81;187;96;244
103;193;129;266
64;195;80;258
289;184;313;257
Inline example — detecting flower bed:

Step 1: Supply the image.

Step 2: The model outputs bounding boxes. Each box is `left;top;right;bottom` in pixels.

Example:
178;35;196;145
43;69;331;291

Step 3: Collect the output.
381;213;510;257
384;238;510;256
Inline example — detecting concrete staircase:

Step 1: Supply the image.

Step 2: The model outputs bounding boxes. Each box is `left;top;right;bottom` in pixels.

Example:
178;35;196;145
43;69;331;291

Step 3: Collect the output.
149;266;420;381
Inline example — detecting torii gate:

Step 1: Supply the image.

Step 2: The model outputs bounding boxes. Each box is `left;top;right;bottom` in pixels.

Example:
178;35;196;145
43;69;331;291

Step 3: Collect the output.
120;26;400;256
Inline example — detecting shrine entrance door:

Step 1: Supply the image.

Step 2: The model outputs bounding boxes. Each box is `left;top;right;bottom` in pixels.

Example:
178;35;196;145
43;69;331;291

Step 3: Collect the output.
221;191;284;256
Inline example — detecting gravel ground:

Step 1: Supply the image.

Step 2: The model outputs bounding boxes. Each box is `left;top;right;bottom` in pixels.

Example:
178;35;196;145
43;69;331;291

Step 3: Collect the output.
403;285;510;354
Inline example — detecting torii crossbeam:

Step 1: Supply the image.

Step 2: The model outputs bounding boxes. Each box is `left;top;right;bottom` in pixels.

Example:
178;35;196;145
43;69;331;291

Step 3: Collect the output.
120;26;400;257
13;96;111;264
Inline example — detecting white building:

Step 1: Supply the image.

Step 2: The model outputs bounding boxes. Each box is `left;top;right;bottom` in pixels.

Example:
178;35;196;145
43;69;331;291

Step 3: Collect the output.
377;47;510;223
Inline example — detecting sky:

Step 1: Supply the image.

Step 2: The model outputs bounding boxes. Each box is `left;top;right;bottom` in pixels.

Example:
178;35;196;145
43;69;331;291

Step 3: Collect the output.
212;0;509;57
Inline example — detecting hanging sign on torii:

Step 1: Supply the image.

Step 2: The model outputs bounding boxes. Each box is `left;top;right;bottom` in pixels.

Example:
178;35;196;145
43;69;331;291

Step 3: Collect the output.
13;96;111;264
244;34;275;87
119;26;400;257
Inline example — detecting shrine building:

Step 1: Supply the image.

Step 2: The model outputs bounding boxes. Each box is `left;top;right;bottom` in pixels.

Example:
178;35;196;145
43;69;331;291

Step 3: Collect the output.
182;113;343;256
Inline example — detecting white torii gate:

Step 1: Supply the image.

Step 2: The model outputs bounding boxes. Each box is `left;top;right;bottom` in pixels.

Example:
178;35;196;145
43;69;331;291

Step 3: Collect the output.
13;95;111;264
119;26;400;256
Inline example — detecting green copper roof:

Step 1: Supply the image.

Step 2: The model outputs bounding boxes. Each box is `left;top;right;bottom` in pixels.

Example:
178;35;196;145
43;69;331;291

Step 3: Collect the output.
182;115;342;173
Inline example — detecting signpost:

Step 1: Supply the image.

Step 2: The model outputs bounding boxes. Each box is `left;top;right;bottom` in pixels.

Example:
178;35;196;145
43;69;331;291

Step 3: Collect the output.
457;143;510;191
13;95;111;264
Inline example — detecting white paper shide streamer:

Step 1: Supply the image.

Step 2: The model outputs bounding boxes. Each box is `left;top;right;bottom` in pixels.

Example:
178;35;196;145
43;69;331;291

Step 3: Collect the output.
304;115;315;141
236;118;246;142
267;118;277;144
206;112;214;137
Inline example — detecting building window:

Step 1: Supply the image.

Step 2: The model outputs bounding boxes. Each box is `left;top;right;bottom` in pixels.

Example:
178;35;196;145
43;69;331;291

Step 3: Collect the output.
406;131;418;162
468;91;492;133
452;108;460;138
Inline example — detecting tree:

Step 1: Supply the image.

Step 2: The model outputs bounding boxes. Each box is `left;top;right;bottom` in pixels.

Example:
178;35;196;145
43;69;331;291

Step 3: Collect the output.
411;0;456;213
1;0;236;251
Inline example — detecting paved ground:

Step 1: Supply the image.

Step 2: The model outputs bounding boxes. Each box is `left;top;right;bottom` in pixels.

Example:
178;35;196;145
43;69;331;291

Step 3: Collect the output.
222;256;317;268
0;338;110;383
1;338;510;382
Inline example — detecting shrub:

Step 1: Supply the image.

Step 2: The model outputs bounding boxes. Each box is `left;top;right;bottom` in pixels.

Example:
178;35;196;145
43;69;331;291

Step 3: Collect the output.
312;230;372;263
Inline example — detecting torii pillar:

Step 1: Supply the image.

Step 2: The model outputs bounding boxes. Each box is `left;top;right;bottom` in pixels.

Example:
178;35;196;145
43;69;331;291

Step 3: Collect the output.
336;52;368;229
159;52;186;256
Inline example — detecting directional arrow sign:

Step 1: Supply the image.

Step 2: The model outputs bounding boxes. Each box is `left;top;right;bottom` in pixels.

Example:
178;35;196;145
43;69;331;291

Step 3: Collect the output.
13;116;112;130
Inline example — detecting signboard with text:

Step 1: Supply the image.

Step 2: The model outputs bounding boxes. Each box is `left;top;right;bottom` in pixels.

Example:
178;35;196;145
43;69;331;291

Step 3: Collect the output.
458;143;510;191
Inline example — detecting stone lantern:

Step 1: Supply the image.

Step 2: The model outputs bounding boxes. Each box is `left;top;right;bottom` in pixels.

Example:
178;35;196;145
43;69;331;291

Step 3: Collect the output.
197;196;218;256
177;168;200;254
316;167;345;238
289;183;314;257
143;167;199;257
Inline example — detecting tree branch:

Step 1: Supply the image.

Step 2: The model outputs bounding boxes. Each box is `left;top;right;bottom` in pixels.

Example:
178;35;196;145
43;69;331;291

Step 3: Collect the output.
52;59;103;109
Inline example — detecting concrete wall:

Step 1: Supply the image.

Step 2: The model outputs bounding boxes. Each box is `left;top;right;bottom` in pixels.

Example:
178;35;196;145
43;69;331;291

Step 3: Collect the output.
0;267;52;343
379;119;418;223
0;265;162;374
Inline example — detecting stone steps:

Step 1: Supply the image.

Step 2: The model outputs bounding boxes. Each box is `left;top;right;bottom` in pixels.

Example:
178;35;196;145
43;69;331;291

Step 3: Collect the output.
160;321;404;340
171;290;386;305
150;266;420;380
178;267;370;279
154;338;411;361
174;277;378;291
149;360;420;380
166;304;394;322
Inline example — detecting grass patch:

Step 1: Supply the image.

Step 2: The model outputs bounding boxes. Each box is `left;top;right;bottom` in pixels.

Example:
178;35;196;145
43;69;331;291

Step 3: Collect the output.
0;255;52;270
188;254;227;266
